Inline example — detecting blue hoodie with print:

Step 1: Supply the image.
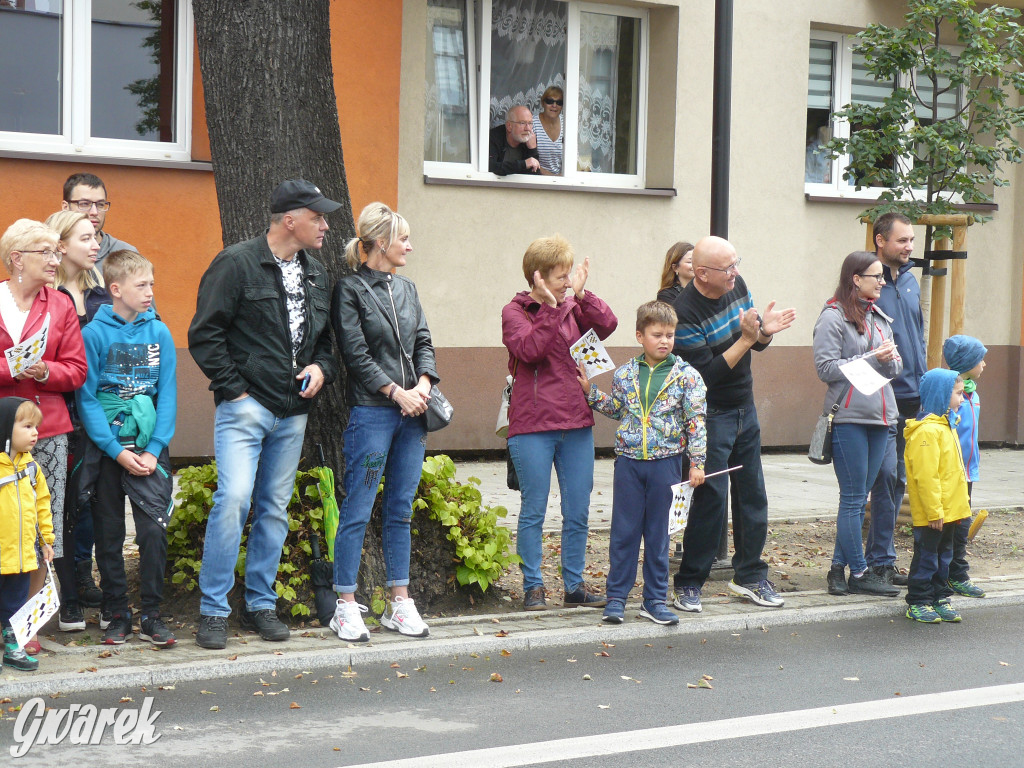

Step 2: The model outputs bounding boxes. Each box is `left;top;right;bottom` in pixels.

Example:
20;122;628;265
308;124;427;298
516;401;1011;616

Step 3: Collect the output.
76;304;177;461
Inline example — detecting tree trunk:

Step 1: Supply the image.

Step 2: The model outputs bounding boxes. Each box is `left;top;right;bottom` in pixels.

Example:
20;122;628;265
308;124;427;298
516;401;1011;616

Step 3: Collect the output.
192;1;386;586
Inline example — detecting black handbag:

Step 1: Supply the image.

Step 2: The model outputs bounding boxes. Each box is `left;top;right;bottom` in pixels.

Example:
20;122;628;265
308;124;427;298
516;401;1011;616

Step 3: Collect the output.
354;275;452;432
808;403;840;465
506;449;520;491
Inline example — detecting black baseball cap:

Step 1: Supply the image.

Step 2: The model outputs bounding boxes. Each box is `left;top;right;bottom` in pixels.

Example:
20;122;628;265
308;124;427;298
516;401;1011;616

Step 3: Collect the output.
270;179;342;214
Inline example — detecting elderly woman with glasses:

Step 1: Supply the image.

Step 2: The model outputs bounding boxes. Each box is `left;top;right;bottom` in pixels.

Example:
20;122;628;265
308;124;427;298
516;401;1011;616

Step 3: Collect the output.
813;251;903;599
532;85;565;176
0;219;88;652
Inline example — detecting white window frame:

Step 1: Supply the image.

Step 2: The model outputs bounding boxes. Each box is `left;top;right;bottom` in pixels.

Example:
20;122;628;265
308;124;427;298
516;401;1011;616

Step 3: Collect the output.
0;0;194;163
805;31;965;202
426;0;649;190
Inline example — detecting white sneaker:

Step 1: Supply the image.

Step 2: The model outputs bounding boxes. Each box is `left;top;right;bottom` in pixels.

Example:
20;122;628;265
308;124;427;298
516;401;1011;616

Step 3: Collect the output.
329;599;369;642
380;596;429;638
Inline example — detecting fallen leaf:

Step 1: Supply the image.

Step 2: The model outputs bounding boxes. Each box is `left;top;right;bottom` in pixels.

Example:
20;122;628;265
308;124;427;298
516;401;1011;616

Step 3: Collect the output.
495;630;510;637
253;691;264;697
601;642;615;648
341;668;358;678
227;655;238;661
583;674;592;681
158;685;175;691
429;687;436;692
697;679;713;689
473;627;484;636
843;677;859;682
173;726;184;731
567;658;577;663
702;674;714;681
209;706;219;712
289;702;301;709
98;650;113;658
294;674;303;679
396;672;409;679
490;673;503;683
999;661;1010;666
687;683;698;689
200;690;215;695
119;697;133;703
595;651;610;657
390;663;401;669
597;704;610;709
500;649;512;657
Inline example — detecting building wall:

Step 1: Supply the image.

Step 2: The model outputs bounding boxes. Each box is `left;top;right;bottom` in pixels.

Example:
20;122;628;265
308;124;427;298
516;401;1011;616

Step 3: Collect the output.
397;0;1024;450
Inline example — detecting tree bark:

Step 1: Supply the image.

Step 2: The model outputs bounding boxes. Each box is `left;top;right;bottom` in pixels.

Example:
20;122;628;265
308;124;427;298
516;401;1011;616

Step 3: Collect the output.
192;0;373;575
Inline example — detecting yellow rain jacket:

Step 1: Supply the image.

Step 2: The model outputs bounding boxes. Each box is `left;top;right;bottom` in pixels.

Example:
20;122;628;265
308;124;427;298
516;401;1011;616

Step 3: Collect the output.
0;452;53;575
903;414;971;527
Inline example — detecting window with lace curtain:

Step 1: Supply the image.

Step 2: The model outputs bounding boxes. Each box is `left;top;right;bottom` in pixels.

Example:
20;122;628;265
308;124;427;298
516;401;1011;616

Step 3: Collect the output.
424;0;649;188
0;0;194;162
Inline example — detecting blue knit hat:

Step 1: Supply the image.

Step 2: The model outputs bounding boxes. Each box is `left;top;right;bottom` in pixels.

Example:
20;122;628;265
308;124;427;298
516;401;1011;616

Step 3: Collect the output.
942;335;987;374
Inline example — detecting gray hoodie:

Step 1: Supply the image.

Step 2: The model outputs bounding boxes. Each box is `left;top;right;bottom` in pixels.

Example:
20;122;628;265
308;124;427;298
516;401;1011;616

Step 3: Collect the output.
812;299;903;426
96;231;136;267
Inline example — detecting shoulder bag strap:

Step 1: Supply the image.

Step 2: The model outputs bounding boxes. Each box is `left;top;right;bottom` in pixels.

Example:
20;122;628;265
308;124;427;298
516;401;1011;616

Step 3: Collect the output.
354;274;414;367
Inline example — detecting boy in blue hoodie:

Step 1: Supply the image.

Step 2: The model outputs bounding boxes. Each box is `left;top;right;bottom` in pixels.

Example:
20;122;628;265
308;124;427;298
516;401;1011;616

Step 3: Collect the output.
942;334;987;599
903;369;971;623
579;301;707;625
76;250;177;646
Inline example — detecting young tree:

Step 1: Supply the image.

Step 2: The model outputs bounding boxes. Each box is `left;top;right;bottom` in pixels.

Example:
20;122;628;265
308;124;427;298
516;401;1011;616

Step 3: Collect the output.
825;0;1024;233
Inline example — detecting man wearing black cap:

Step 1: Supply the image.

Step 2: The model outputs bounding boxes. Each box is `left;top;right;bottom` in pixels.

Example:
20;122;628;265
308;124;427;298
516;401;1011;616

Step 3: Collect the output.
188;179;340;649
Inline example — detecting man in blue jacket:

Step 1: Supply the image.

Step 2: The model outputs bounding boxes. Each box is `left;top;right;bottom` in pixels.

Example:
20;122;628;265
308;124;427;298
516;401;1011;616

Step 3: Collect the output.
867;212;926;586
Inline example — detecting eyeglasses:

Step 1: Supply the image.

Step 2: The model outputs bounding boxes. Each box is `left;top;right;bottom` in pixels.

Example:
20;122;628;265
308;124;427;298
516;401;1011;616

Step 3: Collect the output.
18;250;62;263
703;257;742;276
858;272;886;283
66;199;111;212
543;98;564;106
509;120;531;127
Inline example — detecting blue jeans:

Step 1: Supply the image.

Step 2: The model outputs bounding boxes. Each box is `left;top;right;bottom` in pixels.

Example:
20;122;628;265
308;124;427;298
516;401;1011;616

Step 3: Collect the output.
831;422;889;574
607;455;677;602
675;405;768;588
332;406;426;593
867;399;917;567
508;427;594;593
199;396;308;617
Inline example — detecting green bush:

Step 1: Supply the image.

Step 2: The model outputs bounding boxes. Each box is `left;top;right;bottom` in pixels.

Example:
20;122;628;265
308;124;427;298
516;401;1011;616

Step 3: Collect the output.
166;455;519;621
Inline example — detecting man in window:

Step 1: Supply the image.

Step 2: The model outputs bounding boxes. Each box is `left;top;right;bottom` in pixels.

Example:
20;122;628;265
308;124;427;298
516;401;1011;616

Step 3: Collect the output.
669;236;796;614
61;173;136;268
488;106;541;176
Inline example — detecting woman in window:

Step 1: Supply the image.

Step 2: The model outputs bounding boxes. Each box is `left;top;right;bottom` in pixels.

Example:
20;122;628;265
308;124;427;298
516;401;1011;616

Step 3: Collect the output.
812;251;903;599
0;219;88;653
532;85;564;176
657;241;695;305
502;235;617;611
329;202;438;644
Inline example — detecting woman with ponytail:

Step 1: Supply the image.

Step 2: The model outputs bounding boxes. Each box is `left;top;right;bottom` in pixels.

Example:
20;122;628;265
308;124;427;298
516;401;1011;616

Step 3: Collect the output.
813;251;903;598
328;202;438;643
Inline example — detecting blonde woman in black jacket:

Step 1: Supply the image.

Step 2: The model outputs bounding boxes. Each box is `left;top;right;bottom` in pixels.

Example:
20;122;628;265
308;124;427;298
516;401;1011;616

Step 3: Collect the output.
329;202;439;644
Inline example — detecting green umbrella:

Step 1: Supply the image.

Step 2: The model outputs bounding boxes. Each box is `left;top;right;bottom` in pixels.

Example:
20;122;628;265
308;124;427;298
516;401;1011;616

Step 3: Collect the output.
313;444;340;562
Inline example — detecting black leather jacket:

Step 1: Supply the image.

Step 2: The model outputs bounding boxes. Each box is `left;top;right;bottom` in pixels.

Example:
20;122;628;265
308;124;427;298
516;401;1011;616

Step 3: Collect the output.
188;234;337;417
331;265;438;407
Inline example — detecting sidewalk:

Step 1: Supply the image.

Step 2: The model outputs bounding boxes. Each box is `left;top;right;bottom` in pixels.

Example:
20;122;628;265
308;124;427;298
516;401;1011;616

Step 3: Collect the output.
2;448;1021;700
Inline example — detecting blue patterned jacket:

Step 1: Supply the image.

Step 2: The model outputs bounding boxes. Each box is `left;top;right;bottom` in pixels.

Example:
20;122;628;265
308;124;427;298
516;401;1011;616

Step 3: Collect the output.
587;355;707;466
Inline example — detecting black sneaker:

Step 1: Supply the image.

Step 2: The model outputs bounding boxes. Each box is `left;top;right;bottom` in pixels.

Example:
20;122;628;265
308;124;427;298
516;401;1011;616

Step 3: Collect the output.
826;565;849;596
872;564;908;587
195;615;228;649
59;600;87;631
75;559;103;607
563;585;607;608
848;570;900;597
2;627;38;672
523;586;547;611
139;614;177;647
240;609;290;641
102;613;133;645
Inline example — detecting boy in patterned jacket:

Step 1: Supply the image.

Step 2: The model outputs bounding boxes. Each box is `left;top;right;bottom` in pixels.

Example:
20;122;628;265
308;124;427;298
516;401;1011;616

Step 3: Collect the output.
578;301;706;625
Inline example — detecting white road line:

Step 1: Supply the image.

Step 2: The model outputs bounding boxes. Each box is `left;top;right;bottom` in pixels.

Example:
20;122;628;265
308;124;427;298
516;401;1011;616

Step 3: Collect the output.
340;682;1024;768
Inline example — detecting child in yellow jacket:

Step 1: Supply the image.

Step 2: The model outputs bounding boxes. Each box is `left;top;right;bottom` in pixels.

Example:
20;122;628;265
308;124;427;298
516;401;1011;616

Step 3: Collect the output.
0;397;53;671
903;369;971;623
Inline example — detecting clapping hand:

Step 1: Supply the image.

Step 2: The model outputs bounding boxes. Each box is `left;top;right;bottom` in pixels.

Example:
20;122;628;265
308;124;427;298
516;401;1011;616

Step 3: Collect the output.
759;301;796;336
571;255;590;299
533;270;558;307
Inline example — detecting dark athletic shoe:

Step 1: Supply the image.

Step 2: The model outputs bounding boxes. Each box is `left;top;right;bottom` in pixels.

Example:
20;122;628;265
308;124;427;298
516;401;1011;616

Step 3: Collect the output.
848;570;900;597
827;565;849;596
523;586;547;611
240;609;290;641
563;585;607;608
195;615;228;649
102;613;133;645
140;613;177;646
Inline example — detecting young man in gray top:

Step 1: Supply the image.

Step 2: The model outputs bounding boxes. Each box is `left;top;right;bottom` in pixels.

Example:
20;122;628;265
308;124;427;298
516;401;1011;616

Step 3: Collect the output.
61;172;137;267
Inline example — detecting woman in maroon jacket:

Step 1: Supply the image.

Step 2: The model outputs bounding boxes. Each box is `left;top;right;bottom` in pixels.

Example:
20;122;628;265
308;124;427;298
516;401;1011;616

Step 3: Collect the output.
501;235;617;611
0;219;88;651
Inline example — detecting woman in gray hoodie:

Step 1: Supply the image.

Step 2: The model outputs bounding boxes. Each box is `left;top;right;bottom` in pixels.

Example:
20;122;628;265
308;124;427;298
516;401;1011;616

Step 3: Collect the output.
813;251;903;597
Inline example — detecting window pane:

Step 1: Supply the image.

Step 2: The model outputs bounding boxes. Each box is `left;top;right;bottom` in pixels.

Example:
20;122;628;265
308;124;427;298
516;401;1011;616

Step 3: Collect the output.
426;0;471;163
806;40;833;183
91;0;177;142
489;0;567;128
579;11;640;175
915;67;959;122
849;52;896;187
0;1;63;135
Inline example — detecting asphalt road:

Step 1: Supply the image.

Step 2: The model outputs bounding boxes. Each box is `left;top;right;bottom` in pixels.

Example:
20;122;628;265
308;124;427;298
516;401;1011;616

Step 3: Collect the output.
3;604;1023;767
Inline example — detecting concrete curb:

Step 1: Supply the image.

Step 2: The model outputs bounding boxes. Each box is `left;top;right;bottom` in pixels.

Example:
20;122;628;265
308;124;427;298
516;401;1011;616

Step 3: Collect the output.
4;581;1023;700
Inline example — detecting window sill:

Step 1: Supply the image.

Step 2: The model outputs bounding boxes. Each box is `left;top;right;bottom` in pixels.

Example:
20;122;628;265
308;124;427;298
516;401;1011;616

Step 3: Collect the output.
0;148;212;172
804;192;997;213
424;174;676;196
